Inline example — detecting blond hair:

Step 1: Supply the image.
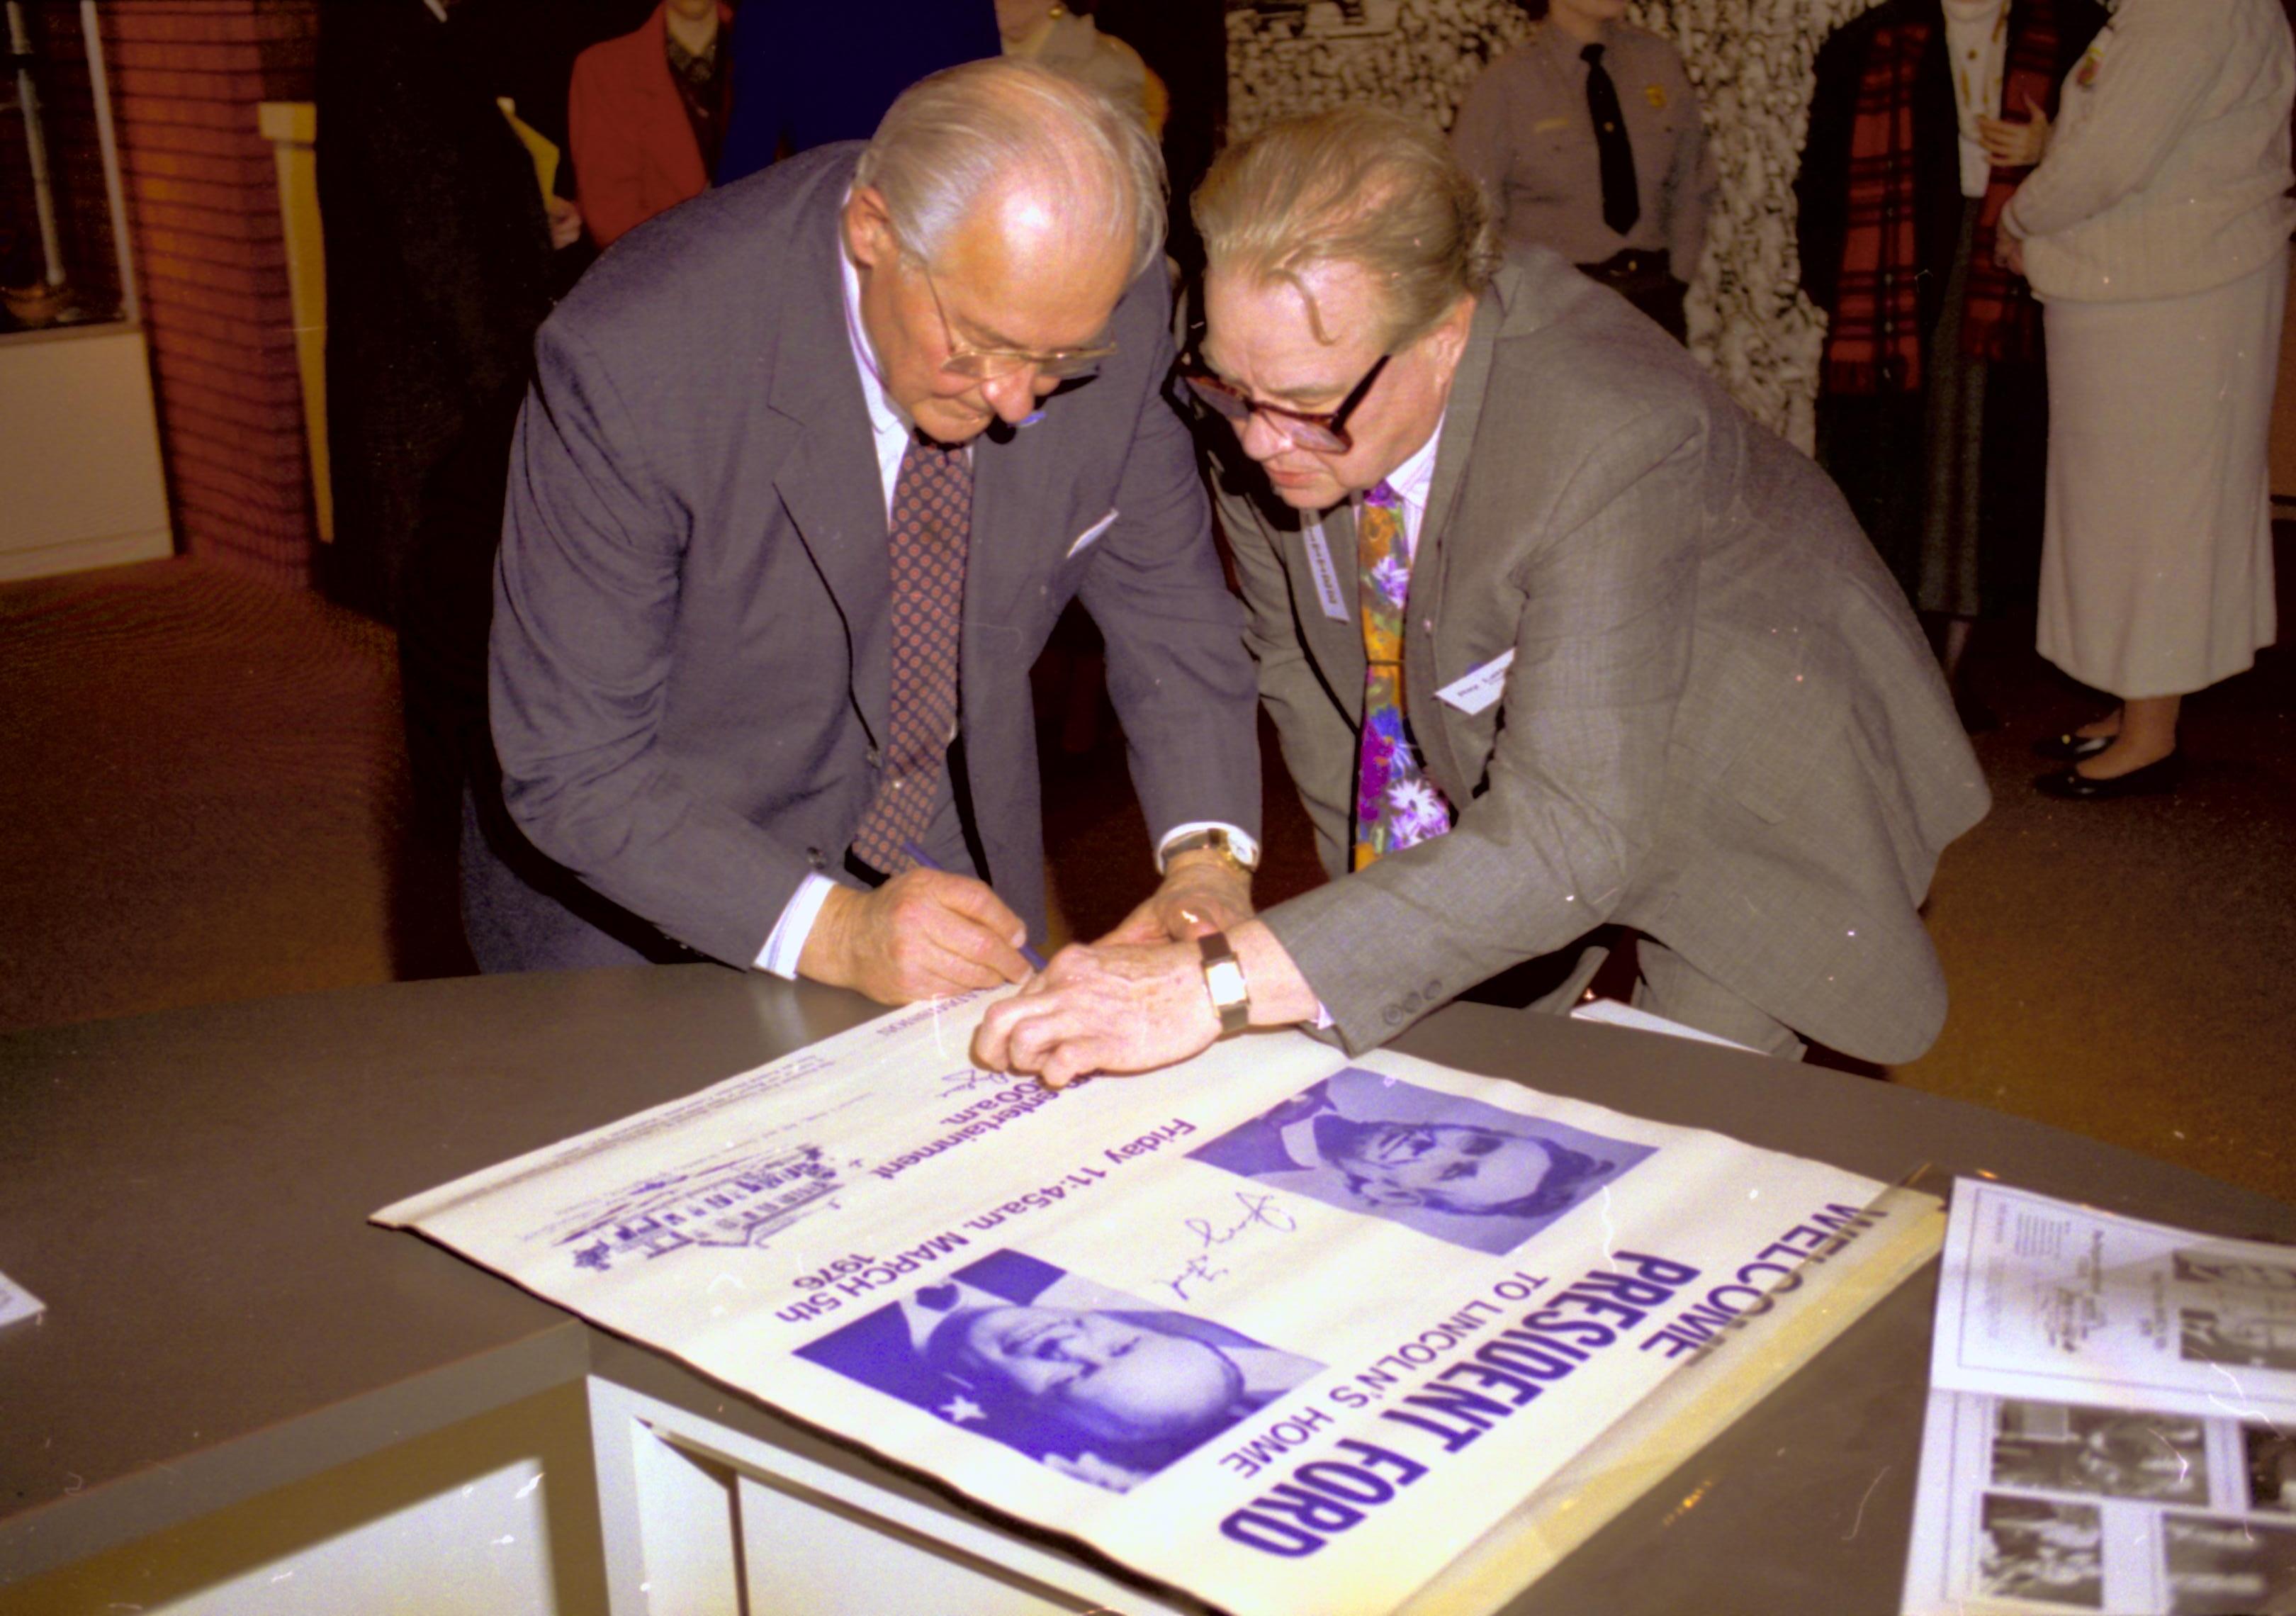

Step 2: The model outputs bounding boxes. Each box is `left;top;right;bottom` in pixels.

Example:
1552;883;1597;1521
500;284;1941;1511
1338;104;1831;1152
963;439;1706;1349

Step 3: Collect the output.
855;57;1166;282
1193;107;1499;349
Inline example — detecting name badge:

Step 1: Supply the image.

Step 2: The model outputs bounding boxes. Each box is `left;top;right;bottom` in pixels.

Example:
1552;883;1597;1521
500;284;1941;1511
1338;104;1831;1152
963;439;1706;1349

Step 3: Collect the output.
1435;649;1515;716
1301;522;1351;621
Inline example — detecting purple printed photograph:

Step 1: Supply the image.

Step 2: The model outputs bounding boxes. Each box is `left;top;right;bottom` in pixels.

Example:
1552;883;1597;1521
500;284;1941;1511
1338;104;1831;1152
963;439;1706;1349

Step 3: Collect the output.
795;1250;1324;1494
1186;1067;1655;1255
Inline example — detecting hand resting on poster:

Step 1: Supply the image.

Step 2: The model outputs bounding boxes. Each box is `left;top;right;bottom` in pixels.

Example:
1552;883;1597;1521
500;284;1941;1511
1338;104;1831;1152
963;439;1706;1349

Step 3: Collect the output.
972;921;1322;1087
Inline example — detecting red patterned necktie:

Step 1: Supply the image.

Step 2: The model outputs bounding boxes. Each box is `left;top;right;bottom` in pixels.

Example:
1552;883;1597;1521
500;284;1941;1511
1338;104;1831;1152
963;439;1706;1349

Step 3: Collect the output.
849;434;972;875
1352;481;1453;869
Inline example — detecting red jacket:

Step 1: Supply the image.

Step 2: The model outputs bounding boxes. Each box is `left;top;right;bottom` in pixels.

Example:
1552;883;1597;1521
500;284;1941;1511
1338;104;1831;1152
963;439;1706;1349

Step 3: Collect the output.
568;2;731;249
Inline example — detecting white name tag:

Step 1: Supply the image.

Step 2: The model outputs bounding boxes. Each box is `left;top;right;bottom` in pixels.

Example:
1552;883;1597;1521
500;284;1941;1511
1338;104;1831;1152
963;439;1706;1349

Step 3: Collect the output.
1435;649;1515;716
1302;522;1350;621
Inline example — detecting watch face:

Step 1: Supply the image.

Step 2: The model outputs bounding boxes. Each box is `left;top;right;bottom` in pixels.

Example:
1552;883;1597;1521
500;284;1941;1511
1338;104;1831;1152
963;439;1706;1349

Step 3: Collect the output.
1205;959;1249;1006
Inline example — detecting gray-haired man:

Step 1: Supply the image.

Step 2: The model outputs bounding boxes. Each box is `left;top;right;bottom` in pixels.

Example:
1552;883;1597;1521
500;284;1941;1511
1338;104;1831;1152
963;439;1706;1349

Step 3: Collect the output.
468;59;1261;999
976;106;1988;1084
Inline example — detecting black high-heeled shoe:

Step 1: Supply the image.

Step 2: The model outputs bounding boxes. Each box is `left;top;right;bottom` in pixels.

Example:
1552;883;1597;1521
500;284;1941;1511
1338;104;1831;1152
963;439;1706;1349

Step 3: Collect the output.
2032;730;2113;763
2034;752;2182;801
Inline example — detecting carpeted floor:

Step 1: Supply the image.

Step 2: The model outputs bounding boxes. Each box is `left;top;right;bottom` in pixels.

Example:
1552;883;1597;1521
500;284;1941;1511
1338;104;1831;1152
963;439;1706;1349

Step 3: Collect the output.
4;548;2292;1203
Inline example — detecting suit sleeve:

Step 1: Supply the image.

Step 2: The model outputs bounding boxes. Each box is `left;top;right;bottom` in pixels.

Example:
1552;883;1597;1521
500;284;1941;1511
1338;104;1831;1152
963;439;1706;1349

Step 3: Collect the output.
1215;479;1355;879
1450;62;1517;230
1075;281;1262;848
489;318;818;967
1260;402;1706;1054
568;48;648;250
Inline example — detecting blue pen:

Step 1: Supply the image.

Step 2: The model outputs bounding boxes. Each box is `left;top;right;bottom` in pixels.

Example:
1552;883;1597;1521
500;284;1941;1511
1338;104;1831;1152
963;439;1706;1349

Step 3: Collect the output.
901;840;1049;971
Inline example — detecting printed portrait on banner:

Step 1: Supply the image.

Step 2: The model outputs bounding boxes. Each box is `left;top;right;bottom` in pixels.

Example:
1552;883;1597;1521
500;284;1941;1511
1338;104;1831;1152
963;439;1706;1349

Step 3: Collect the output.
1186;1067;1655;1256
796;1249;1327;1494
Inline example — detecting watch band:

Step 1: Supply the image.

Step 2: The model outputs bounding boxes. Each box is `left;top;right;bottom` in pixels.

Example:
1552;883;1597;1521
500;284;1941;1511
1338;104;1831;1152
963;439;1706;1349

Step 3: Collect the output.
1198;929;1251;1036
1163;826;1258;875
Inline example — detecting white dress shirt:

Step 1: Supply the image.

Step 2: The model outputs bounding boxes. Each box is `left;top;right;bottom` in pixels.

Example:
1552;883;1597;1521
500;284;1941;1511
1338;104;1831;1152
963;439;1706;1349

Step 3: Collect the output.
755;226;1256;976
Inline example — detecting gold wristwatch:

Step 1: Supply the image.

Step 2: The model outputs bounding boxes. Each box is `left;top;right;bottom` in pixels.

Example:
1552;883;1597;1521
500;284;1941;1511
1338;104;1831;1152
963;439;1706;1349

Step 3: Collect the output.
1162;826;1257;880
1198;929;1251;1036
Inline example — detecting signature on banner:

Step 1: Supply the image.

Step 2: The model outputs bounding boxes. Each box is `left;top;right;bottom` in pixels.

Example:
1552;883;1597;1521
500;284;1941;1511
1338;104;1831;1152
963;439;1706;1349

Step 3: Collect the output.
1162;1191;1299;1303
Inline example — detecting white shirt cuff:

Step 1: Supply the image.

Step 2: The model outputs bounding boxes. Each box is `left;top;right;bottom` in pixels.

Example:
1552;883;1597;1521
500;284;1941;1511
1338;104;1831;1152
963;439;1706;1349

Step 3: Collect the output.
755;873;838;979
1155;821;1261;873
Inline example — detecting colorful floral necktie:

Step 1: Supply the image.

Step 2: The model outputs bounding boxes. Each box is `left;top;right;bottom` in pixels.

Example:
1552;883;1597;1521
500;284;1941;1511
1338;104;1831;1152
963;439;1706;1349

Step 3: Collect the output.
1353;481;1454;869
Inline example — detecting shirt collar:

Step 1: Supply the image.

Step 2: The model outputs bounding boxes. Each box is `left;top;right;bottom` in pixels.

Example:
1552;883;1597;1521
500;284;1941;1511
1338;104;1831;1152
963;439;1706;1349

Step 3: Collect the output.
1540;18;1616;63
1378;410;1445;512
838;205;913;440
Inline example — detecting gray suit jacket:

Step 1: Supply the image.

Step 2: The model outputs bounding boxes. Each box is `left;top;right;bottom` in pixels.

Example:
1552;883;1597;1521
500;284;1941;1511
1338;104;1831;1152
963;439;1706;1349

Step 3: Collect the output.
480;144;1259;969
1219;252;1988;1062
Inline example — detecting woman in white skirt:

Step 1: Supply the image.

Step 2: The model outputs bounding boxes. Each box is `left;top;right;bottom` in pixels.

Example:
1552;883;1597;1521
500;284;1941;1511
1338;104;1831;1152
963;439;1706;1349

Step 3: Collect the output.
1999;0;2295;799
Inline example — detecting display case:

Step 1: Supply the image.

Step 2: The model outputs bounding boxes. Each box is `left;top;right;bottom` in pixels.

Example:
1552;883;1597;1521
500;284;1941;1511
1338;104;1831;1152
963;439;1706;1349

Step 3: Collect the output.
0;0;170;580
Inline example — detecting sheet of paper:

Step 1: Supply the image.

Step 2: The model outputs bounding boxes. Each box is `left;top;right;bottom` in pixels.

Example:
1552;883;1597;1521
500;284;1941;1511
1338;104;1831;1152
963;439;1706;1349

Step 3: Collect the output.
0;1269;45;1330
378;996;1899;1616
1901;1388;2296;1615
1932;1179;2296;1423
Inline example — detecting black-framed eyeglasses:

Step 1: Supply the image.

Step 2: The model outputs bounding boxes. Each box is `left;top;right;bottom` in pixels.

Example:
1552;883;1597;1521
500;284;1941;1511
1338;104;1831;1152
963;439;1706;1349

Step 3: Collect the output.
916;259;1115;383
1181;353;1392;454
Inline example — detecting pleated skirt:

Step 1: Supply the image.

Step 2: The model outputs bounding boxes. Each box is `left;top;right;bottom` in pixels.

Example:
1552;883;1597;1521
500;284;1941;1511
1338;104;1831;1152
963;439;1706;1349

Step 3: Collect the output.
2037;252;2285;699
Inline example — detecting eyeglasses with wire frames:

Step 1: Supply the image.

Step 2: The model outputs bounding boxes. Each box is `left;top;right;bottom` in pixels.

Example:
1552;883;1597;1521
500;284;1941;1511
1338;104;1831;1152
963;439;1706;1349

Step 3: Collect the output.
1181;352;1392;454
914;259;1116;383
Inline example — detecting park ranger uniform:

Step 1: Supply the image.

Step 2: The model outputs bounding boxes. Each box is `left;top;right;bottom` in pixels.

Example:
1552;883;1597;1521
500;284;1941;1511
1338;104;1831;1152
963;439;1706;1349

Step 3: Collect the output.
1451;19;1718;340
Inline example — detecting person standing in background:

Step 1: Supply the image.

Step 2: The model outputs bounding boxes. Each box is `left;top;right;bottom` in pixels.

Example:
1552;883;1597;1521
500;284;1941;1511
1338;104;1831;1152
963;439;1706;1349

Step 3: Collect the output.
1797;0;2105;731
1450;0;1716;342
996;0;1166;135
317;0;586;970
714;0;1000;183
2001;0;2295;799
316;0;575;623
570;0;735;248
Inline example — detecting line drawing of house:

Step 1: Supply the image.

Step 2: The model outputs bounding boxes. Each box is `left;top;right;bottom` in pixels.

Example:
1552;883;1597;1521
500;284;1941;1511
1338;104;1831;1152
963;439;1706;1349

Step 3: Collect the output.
558;1145;841;1272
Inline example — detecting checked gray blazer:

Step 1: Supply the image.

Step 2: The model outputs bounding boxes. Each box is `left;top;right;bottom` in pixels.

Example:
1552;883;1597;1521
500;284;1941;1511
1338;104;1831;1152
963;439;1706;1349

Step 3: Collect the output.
1218;251;1989;1062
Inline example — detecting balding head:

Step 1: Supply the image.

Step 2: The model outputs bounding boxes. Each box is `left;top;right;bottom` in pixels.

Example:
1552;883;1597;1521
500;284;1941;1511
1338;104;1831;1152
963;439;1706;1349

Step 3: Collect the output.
856;57;1166;284
842;58;1166;444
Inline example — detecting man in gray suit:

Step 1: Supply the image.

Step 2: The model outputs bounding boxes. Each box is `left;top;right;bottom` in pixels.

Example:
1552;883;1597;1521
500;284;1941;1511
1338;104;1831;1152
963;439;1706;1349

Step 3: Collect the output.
976;106;1988;1084
468;60;1262;1001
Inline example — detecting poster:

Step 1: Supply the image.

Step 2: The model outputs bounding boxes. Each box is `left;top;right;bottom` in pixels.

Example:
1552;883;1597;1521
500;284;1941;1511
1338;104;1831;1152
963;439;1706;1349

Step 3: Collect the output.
378;995;1901;1616
1906;1179;2296;1615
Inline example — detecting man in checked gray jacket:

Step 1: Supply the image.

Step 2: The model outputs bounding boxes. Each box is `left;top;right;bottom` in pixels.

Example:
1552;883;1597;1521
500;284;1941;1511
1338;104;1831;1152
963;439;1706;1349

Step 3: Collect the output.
976;106;1988;1084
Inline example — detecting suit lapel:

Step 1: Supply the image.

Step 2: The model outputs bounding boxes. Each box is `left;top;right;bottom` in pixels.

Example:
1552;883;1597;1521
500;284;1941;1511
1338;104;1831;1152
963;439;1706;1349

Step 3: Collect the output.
959;415;1046;721
767;193;893;744
1405;276;1509;798
1295;497;1364;697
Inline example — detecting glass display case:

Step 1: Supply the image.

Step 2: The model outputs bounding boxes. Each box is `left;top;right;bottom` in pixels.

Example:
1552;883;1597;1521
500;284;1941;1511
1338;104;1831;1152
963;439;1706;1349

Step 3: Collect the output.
1;0;128;332
0;0;170;579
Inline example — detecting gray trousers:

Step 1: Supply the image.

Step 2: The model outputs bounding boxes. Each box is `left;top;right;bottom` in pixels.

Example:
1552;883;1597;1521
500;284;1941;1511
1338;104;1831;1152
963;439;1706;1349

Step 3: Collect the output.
1527;938;1807;1062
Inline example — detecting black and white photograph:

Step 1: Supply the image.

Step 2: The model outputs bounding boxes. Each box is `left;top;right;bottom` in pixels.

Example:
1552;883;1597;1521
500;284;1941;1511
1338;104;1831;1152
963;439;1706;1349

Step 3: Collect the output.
2249;1425;2296;1515
2181;1308;2296;1372
1186;1067;1655;1255
1976;1494;2105;1608
1989;1401;2210;1503
2176;1251;2296;1292
2163;1513;2296;1615
794;1249;1324;1493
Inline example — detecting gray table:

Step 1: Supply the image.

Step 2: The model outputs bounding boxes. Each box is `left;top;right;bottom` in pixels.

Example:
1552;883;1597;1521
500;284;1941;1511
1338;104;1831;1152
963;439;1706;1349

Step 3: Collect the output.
4;967;2290;1613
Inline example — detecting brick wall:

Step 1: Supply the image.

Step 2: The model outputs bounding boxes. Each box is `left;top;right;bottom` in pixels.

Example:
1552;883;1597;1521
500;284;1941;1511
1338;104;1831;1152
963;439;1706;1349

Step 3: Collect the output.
102;0;317;588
